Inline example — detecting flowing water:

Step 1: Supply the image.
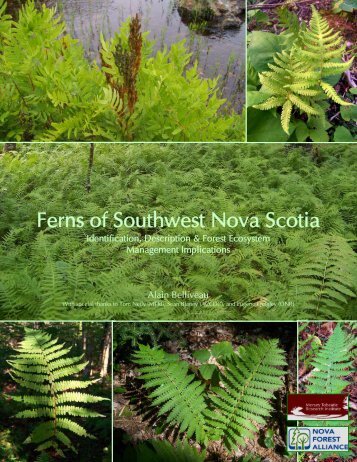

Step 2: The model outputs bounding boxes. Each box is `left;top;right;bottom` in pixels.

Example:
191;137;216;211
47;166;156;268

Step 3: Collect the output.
46;0;245;111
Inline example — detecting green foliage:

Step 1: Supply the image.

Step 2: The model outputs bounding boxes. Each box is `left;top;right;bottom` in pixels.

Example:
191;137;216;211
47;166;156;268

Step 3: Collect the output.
7;328;109;457
132;344;208;443
333;0;357;13
303;323;356;459
305;323;355;394
205;339;286;451
291;236;357;319
248;6;355;141
0;0;243;141
132;340;286;452
0;143;356;320
122;439;205;462
114;323;177;351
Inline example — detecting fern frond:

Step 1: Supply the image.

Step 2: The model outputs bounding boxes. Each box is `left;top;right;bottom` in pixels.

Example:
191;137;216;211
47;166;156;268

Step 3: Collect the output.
253;96;286;110
292;236;356;319
303;324;356;459
123;439;206;462
306;324;355;394
320;82;352;106
281;100;293;134
253;6;353;129
132;344;207;442
205;339;286;451
8;328;109;456
288;94;320;115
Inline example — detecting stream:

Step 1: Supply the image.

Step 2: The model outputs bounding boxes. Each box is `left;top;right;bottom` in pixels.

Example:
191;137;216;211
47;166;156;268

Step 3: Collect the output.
45;0;245;111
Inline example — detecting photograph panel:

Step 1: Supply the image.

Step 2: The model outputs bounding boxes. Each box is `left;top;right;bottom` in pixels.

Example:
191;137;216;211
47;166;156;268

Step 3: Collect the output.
0;1;245;141
297;321;356;460
247;1;356;142
0;142;356;320
0;321;112;461
113;321;297;461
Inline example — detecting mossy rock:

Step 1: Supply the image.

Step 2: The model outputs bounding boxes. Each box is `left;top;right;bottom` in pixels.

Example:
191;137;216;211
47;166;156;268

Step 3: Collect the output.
178;0;244;29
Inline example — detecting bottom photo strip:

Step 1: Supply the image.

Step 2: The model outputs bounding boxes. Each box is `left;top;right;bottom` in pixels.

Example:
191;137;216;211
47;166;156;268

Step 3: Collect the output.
0;322;355;462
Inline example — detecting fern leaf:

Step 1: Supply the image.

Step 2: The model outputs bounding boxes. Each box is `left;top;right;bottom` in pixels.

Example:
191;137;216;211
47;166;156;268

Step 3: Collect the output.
281;100;293;134
253;96;286;110
320;81;352;106
8;328;109;455
288;94;320;115
253;6;353;127
306;324;355;394
205;339;286;451
132;344;207;442
292;236;356;318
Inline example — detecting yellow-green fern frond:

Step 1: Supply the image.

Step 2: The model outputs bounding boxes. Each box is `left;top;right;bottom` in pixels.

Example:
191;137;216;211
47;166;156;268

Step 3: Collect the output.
289;94;320;115
7;329;109;455
281;100;293;134
253;96;286;110
299;6;350;78
293;88;320;97
322;57;354;73
258;73;287;95
320;81;352;106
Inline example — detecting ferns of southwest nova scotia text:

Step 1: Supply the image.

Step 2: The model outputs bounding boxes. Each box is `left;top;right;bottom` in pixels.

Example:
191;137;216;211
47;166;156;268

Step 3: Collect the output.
7;328;109;457
132;339;286;451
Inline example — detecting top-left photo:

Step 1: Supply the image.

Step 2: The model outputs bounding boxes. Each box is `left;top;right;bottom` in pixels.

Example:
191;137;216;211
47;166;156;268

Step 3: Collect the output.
0;0;246;141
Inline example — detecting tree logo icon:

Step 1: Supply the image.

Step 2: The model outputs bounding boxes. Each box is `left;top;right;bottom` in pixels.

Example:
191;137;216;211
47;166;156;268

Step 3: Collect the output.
288;428;311;450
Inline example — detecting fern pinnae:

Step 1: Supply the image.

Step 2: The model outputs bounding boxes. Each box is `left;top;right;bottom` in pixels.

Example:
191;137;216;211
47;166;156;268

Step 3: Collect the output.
132;344;208;443
8;328;109;456
205;339;287;451
306;323;355;394
281;100;293;134
320;81;352;106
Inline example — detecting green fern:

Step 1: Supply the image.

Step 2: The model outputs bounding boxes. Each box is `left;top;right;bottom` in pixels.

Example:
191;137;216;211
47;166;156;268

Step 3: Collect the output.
292;236;356;319
132;340;287;452
205;339;286;451
7;328;109;457
122;439;205;462
299;6;354;78
303;323;356;459
306;323;355;394
253;6;353;135
0;1;243;141
132;344;207;443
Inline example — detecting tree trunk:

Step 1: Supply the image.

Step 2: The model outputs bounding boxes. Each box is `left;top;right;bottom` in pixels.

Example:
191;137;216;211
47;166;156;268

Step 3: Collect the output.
3;143;17;152
100;323;112;378
86;143;95;193
82;321;87;352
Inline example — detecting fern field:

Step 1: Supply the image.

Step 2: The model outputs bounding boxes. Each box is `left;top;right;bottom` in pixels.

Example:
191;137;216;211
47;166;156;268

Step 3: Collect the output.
114;322;296;462
0;142;356;320
0;0;244;141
